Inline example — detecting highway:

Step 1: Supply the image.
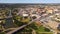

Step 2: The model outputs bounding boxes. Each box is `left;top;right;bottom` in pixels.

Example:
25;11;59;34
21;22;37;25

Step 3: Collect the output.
39;11;60;34
6;11;60;34
6;16;41;34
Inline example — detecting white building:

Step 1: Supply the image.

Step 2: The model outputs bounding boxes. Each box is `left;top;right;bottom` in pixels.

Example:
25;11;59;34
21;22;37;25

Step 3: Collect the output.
22;14;29;17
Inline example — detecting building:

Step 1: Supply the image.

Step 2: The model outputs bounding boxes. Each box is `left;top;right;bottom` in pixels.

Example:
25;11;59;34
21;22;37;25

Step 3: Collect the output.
57;24;60;31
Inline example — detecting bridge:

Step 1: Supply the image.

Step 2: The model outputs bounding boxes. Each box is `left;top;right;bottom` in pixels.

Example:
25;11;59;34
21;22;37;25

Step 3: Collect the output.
6;11;60;34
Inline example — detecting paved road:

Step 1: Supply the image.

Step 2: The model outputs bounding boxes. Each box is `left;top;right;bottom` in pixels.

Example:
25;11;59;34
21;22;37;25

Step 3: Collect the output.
40;11;60;21
6;16;41;34
39;11;60;34
0;16;12;20
6;11;60;34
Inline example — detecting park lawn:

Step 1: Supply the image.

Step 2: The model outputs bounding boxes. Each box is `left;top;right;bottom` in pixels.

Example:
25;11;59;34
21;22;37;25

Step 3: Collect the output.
36;26;53;34
36;26;46;32
21;18;30;23
38;26;45;32
0;32;5;34
37;33;53;34
36;26;51;32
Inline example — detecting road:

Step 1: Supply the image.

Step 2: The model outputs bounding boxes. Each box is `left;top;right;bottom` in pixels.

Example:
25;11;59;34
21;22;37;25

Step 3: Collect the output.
39;11;60;34
0;16;12;20
6;11;60;34
40;11;60;20
6;16;41;34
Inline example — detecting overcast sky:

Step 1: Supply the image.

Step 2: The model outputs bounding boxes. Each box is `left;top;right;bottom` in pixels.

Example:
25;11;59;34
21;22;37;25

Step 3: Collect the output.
0;0;60;3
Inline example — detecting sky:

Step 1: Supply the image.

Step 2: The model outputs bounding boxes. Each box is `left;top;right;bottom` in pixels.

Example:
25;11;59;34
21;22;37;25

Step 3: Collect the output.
0;0;60;3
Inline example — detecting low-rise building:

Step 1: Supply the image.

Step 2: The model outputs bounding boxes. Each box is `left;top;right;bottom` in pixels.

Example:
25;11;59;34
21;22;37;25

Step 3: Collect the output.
22;14;29;17
57;24;60;31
